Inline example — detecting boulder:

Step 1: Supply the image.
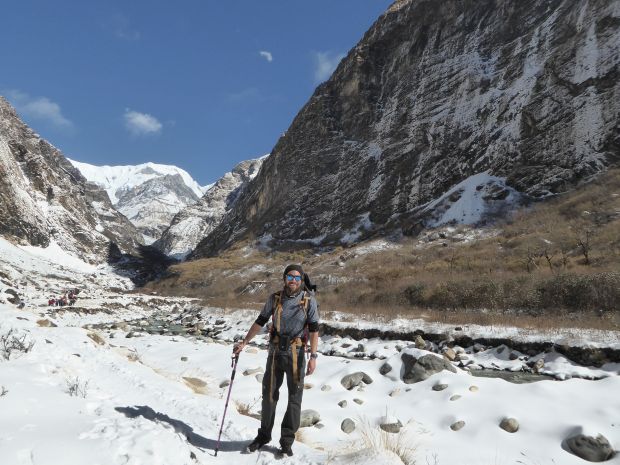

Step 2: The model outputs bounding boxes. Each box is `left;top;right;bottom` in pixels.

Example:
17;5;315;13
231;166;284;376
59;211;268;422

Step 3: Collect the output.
401;353;457;384
380;419;403;434
243;367;264;376
321;385;332;392
300;409;321;427
450;421;465;431
414;335;426;349
379;362;393;375
341;372;374;390
432;383;448;391
338;400;347;408
87;332;105;346
341;418;356;434
533;359;545;373
499;418;519;433
353;343;366;353
4;288;20;305
443;348;457;361
566;434;615;462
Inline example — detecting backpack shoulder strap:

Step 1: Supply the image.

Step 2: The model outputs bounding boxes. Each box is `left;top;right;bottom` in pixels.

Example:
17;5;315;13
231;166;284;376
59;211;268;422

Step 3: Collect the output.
300;291;310;318
272;291;283;335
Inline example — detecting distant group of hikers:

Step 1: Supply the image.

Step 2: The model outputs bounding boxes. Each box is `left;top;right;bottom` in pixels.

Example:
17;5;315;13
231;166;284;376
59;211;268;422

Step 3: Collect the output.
48;289;80;307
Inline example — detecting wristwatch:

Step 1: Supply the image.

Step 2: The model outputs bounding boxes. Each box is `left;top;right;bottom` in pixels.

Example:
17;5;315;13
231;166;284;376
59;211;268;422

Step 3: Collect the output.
310;353;318;359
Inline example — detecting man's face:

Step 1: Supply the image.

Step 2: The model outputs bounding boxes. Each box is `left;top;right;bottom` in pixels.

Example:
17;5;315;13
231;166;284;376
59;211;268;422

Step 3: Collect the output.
284;270;302;294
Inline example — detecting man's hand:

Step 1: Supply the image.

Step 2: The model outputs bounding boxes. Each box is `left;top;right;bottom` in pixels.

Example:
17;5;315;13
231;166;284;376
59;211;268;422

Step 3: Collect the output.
233;341;246;356
306;358;316;375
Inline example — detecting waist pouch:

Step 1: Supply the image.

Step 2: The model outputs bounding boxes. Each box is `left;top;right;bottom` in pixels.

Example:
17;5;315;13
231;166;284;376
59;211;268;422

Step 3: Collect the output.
277;335;291;352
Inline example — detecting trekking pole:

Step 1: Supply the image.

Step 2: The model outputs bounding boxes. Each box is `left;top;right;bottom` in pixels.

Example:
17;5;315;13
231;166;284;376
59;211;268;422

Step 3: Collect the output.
215;353;239;457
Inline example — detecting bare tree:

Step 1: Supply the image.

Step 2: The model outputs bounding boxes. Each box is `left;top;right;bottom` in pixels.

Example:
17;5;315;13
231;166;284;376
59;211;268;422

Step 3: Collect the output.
560;243;571;268
543;248;555;272
446;250;458;274
524;247;540;273
577;230;592;265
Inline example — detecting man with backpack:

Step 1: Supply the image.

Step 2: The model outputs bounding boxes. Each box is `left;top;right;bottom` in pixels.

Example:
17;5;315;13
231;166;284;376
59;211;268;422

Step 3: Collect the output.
233;264;319;457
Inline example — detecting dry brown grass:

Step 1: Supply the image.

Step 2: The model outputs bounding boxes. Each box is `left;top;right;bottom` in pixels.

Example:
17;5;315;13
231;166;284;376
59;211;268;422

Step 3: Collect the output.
146;169;620;331
234;397;261;420
356;416;417;465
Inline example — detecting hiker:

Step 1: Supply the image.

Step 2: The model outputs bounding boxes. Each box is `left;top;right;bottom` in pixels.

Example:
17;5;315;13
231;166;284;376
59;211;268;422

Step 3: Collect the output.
233;264;319;457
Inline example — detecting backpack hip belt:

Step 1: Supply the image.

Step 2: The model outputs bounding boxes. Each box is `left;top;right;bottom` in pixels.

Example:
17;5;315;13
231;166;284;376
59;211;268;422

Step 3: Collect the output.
270;335;304;387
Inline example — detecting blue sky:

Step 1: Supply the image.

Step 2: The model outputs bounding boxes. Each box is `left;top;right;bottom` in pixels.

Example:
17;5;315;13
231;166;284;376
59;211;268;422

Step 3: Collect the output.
1;0;392;185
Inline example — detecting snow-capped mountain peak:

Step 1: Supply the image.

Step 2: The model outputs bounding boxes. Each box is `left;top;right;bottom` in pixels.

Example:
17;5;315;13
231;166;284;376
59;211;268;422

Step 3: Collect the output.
68;160;208;204
69;159;209;244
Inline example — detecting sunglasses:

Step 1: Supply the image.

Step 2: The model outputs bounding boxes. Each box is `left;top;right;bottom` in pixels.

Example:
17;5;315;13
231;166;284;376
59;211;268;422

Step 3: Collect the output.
285;274;302;282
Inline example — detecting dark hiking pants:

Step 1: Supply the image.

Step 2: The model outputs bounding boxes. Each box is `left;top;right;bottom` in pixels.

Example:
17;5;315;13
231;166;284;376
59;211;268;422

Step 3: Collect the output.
256;343;306;447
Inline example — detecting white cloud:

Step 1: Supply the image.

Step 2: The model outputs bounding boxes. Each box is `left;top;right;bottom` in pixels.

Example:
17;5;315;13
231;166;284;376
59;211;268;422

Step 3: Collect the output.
259;50;273;62
227;87;261;103
314;51;346;83
124;109;162;136
104;14;141;40
5;89;74;130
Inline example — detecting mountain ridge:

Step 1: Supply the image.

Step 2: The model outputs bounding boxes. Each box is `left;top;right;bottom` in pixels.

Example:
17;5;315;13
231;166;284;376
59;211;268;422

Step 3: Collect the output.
155;156;265;258
0;96;143;263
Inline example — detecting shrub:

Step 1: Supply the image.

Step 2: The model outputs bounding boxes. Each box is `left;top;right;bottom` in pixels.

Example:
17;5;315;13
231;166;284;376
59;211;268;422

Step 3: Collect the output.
536;272;620;312
357;416;416;465
65;377;89;398
0;328;35;361
403;283;425;306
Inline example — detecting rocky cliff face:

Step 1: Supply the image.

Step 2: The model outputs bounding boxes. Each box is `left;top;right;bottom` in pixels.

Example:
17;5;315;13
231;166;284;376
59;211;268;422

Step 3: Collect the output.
113;173;201;243
155;157;264;258
0;97;143;263
192;0;619;257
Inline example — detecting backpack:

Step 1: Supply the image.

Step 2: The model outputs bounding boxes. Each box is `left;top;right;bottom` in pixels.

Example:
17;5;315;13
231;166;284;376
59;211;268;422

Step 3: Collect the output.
270;290;311;343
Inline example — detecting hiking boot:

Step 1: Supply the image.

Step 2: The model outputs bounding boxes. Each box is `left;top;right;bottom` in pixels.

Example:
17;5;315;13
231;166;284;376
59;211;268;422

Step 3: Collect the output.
247;437;268;452
279;444;293;457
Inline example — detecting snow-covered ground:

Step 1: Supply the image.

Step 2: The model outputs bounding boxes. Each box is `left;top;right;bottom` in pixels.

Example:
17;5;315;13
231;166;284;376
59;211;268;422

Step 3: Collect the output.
2;302;619;465
1;239;619;465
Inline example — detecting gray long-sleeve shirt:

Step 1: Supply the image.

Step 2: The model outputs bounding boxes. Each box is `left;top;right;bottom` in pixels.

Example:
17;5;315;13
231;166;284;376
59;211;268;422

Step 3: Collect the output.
255;290;319;339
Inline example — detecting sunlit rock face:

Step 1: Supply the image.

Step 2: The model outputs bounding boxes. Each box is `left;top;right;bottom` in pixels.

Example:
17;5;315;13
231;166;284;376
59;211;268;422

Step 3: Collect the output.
191;0;619;257
156;158;264;259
